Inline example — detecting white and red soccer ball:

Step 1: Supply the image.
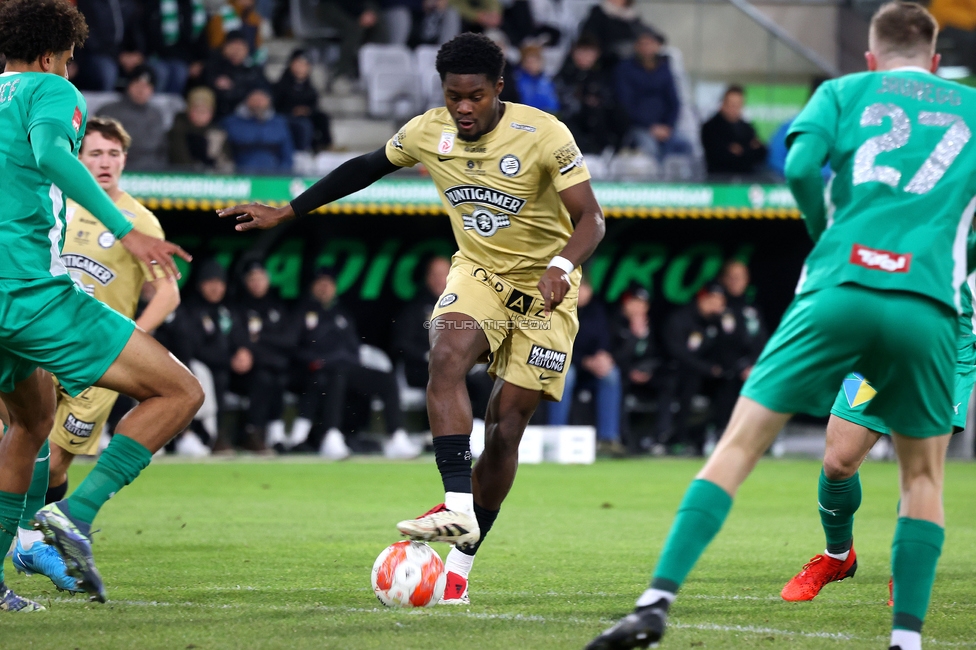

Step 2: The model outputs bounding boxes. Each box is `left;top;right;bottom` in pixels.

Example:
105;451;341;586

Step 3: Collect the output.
371;541;446;607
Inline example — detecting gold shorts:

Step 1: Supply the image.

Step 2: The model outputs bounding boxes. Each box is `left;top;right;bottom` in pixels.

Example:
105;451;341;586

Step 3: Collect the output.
430;261;579;401
49;381;120;455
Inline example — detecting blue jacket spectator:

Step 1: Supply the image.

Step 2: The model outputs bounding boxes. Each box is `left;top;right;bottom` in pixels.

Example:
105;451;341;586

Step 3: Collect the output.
615;30;689;162
223;87;294;173
514;45;559;113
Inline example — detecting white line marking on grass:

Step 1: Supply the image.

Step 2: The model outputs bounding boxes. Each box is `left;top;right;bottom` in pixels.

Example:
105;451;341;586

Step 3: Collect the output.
45;598;975;646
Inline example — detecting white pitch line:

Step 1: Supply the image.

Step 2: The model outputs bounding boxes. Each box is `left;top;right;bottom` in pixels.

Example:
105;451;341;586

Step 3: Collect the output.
43;598;976;646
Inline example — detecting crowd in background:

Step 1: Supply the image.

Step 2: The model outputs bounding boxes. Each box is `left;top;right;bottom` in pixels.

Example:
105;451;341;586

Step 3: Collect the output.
135;254;767;460
62;0;778;178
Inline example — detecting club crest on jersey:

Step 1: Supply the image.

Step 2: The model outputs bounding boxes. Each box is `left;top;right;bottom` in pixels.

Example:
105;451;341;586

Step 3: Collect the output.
850;244;912;273
526;345;567;373
305;311;319;330
463;208;511;237
438;130;456;155
72;106;83;133
98;231;116;248
62;254;116;285
499;154;520;177
444;185;526;213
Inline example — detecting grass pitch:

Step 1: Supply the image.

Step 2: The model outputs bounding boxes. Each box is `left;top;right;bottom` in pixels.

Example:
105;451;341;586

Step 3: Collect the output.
3;456;975;649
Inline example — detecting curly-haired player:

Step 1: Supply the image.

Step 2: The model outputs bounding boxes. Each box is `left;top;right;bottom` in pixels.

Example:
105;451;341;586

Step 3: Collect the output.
0;0;202;608
219;32;605;604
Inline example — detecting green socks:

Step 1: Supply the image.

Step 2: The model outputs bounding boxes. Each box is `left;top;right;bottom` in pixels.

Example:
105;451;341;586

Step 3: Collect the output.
891;517;944;633
64;434;152;526
19;440;50;529
818;469;861;554
651;479;733;593
0;490;27;584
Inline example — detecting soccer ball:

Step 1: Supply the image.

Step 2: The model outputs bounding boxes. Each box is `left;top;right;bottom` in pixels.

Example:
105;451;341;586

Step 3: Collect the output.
371;540;446;608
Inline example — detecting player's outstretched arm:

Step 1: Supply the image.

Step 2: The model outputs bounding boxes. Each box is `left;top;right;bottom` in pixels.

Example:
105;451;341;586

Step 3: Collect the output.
785;132;830;242
539;180;606;314
30;123;191;279
217;147;401;231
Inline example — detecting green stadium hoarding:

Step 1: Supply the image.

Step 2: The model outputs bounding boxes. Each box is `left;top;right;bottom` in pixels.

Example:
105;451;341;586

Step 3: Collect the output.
119;174;799;219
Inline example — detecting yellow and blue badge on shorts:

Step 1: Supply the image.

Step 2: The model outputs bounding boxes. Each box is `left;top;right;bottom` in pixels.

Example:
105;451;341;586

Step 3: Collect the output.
842;372;877;409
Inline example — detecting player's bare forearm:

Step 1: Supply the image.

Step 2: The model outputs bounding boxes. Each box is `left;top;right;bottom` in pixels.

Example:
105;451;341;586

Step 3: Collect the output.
136;277;181;332
785;132;830;242
557;181;606;266
217;148;399;231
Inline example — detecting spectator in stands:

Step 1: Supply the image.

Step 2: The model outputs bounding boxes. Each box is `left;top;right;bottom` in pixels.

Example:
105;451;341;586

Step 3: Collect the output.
382;0;460;47
502;0;561;48
718;259;767;384
317;0;380;89
121;0;210;95
450;0;502;33
203;30;268;119
75;0;137;91
484;29;521;103
613;285;659;451
655;283;736;456
615;29;690;163
169;86;235;171
223;86;294;173
514;44;559;112
207;0;265;58
579;0;652;69
98;65;168;170
701;85;768;177
291;266;419;459
229;260;296;453
548;276;624;457
556;35;625;154
273;49;333;152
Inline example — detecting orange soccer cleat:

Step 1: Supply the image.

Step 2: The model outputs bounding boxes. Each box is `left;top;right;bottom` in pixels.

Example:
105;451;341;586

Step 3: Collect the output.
781;547;858;602
887;577;893;607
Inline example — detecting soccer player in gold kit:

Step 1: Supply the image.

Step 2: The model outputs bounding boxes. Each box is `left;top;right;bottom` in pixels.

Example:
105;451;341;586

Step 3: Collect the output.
219;33;605;604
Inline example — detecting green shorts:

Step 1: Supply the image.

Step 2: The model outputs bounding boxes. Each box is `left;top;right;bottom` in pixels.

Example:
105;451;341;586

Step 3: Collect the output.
830;360;976;434
742;283;956;438
0;275;135;397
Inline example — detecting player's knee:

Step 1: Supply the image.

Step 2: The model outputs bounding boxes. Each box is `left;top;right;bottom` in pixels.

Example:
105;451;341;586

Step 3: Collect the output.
822;453;859;481
427;344;466;387
180;373;206;413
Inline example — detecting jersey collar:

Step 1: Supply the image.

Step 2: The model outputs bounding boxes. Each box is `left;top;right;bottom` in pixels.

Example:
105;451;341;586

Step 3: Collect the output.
888;66;933;75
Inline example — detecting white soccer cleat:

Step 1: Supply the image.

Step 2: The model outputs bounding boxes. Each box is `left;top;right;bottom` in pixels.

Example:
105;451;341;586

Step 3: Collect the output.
175;432;211;458
320;428;351;460
384;430;422;460
397;504;480;549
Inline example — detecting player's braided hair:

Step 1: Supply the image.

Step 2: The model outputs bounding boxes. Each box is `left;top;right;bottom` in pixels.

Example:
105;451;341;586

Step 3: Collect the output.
0;0;88;64
435;33;505;83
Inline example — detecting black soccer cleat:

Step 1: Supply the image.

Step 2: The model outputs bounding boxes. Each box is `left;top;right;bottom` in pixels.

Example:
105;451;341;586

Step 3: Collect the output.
585;599;669;649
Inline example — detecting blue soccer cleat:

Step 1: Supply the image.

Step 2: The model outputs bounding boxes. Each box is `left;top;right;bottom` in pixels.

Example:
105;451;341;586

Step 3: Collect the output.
32;502;105;603
12;539;83;593
0;585;45;612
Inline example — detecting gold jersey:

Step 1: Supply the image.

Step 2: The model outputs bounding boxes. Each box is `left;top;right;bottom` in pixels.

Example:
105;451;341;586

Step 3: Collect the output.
63;192;166;319
385;103;590;285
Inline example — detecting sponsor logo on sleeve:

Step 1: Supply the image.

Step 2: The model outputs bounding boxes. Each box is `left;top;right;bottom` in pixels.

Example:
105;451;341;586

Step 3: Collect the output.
526;344;567;373
72;106;83;133
849;244;912;273
554;142;584;175
438;293;458;308
62;254;116;285
64;413;96;438
391;126;406;150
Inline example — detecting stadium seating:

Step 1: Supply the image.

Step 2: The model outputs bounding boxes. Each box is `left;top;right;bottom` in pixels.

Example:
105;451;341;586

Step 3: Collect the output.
359;44;422;119
82;92;187;133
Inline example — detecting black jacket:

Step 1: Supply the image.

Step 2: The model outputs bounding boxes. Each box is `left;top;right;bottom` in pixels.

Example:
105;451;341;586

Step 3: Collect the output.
574;299;612;361
273;71;319;115
555;59;625;153
152;308;196;365
662;304;728;378
579;5;645;69
78;0;137;57
701;112;768;175
203;54;268;118
183;296;234;371
720;295;768;374
125;0;209;63
230;293;296;372
293;298;361;369
614;316;658;377
393;288;436;369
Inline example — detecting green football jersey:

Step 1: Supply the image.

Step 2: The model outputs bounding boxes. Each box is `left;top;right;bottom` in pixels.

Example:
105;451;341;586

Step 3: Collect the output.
788;68;976;314
959;275;976;363
0;72;87;279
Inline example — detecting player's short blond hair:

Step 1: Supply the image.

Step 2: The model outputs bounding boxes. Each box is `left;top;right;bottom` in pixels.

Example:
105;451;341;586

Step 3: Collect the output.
870;2;938;59
82;116;132;153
